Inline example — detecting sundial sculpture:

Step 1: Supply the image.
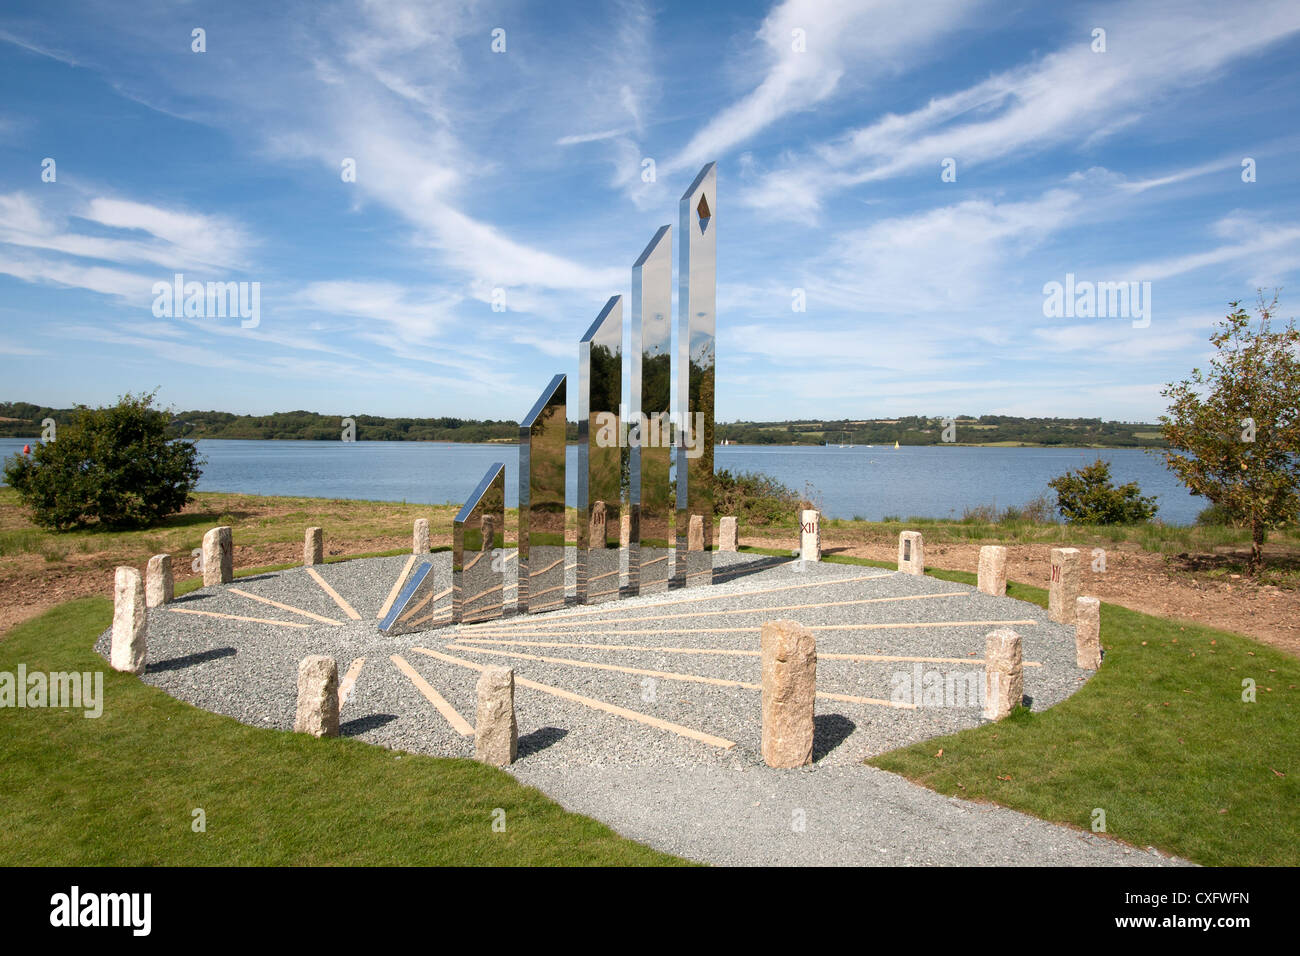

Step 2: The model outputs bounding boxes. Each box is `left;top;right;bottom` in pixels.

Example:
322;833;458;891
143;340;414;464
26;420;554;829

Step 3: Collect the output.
381;162;717;632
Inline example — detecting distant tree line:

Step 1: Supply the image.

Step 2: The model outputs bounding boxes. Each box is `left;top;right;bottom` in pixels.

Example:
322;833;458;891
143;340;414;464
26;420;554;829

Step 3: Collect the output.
0;402;1163;447
715;415;1167;447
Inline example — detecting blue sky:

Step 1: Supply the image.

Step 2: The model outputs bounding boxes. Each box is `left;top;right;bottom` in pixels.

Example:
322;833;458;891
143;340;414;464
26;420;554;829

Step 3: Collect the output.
1;0;1298;423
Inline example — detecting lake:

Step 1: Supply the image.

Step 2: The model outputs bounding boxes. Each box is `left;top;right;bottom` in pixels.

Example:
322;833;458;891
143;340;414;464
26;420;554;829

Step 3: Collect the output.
0;438;1204;525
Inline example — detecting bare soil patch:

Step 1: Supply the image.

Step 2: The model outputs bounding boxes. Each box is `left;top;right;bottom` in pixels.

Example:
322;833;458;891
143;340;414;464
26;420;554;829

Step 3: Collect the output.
4;488;1296;658
744;532;1299;656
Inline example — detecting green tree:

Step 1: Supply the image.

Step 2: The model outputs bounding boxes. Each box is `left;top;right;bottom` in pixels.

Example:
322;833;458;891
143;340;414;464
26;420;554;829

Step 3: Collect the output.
1159;295;1300;571
1048;458;1158;525
3;392;204;530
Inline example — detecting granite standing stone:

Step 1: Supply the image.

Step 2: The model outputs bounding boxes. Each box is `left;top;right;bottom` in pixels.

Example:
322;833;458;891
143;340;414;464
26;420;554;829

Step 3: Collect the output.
111;566;148;674
145;553;173;608
977;545;1007;596
304;527;324;566
898;531;925;575
799;509;820;562
983;628;1023;720
760;619;817;768
719;515;738;552
294;655;339;737
1049;547;1082;624
687;513;705;552
413;518;430;555
475;666;518;766
1075;596;1102;669
202;526;233;585
589;501;608;551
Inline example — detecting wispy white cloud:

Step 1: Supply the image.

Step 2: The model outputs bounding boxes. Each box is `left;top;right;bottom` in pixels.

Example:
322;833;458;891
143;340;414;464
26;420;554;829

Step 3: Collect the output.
290;280;463;343
0;27;79;66
1110;157;1241;194
1029;312;1219;362
1;0;1297;423
547;0;662;207
556;128;634;146
740;0;1300;216
1127;219;1300;282
668;0;979;175
0;191;252;279
0;253;153;302
82;197;251;269
811;189;1082;313
0;335;45;357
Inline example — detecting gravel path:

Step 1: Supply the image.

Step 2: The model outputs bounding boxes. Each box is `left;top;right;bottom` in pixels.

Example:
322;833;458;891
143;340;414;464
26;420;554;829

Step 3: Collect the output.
95;549;1187;866
510;763;1182;866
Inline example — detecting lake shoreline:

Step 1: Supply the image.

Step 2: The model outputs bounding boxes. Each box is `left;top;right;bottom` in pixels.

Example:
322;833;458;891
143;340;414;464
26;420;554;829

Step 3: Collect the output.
0;438;1198;523
1;487;1295;654
4;436;1167;449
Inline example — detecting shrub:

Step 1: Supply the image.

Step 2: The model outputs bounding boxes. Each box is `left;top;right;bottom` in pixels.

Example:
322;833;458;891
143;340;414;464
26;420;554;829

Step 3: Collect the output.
3;392;203;530
960;503;1001;524
711;469;803;525
1196;502;1242;527
1001;492;1057;524
1047;459;1158;525
960;493;1057;525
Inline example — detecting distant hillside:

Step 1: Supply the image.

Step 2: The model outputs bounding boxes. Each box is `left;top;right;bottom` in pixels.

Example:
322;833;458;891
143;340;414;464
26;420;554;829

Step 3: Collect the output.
0;403;1166;447
719;416;1168;447
0;403;577;443
166;409;542;443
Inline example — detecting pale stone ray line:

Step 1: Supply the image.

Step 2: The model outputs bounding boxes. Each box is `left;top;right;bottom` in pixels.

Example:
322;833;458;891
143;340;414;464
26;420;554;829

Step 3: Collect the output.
338;657;365;711
170;607;309;629
412;646;737;750
443;643;914;710
458;572;895;630
456;618;1038;638
390;654;474;736
377;555;418;619
449;637;1044;667
306;567;362;620
479;590;971;631
228;587;344;626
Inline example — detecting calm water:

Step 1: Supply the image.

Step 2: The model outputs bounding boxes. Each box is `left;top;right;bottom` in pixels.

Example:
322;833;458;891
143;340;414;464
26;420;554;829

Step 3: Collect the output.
0;438;1203;525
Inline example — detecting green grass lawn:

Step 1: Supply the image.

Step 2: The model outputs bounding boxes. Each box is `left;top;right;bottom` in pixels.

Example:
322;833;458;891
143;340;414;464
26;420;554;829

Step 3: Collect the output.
811;554;1298;866
742;546;1300;864
0;597;687;866
4;541;1296;866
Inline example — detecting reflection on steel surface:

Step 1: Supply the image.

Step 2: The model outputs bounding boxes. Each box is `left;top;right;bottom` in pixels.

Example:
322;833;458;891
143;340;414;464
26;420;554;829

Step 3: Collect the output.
631;224;672;595
578;295;623;604
676;163;716;587
378;560;442;635
518;374;567;614
453;462;505;624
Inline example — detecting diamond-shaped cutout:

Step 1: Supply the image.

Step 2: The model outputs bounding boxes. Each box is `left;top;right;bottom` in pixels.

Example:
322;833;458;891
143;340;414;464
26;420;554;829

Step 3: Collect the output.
696;194;711;222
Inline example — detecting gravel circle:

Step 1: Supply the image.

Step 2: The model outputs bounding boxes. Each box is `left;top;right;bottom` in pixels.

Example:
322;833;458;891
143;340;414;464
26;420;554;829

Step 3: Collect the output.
94;549;1187;866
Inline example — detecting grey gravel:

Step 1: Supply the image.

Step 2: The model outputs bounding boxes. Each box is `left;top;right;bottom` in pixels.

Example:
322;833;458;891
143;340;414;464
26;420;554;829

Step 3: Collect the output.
94;549;1187;866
